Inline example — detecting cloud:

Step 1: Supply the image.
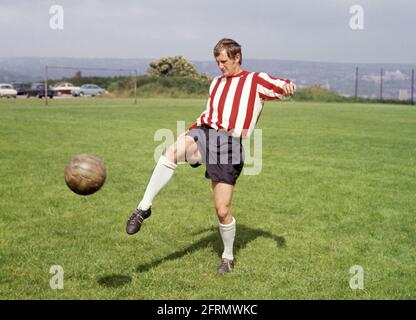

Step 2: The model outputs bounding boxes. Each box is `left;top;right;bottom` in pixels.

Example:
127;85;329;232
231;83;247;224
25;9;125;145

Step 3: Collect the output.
0;0;415;64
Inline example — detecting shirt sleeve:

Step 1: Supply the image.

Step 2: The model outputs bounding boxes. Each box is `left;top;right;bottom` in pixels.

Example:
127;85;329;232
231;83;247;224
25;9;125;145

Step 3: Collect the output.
256;72;292;100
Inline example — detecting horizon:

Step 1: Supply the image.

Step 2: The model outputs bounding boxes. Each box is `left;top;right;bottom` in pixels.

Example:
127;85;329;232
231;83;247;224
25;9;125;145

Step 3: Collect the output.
1;56;415;67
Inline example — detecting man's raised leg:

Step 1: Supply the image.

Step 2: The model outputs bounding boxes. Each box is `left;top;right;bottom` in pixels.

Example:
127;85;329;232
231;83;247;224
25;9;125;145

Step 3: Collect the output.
126;134;200;235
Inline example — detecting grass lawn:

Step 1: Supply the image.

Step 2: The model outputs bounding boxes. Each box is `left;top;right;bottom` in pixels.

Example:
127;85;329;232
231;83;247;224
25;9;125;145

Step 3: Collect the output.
0;97;415;299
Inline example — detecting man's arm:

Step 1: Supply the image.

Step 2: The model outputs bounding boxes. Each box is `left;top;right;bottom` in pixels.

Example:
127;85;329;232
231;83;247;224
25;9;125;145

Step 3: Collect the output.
256;72;296;99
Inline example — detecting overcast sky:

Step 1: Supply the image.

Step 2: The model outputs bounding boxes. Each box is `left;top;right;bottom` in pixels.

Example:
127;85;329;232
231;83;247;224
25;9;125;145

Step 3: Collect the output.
0;0;414;64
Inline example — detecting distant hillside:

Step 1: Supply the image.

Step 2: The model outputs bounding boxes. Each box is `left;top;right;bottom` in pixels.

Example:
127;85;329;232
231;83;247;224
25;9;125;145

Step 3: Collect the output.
0;57;151;82
0;57;414;100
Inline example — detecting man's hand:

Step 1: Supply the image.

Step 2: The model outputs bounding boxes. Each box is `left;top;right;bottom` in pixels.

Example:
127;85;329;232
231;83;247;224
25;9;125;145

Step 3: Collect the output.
282;83;296;97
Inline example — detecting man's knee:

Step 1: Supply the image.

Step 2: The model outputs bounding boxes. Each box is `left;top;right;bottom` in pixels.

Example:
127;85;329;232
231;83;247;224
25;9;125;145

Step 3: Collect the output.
216;205;231;220
163;135;189;163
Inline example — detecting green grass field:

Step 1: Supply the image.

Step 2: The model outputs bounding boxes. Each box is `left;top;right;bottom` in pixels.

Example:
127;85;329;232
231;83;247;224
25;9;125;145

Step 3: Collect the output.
0;98;415;299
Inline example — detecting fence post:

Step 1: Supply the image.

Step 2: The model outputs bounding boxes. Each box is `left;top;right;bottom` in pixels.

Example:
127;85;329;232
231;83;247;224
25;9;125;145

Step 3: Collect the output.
355;67;359;99
379;68;383;101
45;66;48;106
134;70;137;105
411;68;414;105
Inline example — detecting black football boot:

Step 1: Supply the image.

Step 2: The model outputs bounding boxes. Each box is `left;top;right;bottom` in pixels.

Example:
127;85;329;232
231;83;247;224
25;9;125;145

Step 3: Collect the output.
126;207;152;235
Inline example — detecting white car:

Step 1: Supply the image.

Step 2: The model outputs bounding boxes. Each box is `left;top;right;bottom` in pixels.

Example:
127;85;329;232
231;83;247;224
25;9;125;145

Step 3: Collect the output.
52;82;80;95
0;83;18;98
72;84;108;97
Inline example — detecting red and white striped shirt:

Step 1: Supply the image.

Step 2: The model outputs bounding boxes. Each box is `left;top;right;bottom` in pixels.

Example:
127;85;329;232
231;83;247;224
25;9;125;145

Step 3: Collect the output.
192;70;292;138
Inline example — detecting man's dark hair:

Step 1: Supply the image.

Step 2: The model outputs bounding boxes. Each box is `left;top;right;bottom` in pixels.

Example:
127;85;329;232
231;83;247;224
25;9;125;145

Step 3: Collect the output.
213;38;242;65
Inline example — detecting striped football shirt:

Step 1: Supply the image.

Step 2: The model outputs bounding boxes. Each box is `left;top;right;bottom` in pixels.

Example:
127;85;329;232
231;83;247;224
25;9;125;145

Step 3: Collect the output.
192;70;292;138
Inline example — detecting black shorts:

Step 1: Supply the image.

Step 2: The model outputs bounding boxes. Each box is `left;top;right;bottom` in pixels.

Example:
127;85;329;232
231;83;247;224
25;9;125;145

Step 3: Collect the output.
186;125;244;185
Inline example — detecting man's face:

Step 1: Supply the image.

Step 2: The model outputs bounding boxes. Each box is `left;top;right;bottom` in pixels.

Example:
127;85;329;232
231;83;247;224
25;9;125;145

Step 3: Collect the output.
215;50;241;77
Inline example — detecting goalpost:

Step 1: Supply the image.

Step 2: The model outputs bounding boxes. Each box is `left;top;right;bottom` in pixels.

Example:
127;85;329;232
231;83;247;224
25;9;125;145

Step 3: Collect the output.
44;65;138;105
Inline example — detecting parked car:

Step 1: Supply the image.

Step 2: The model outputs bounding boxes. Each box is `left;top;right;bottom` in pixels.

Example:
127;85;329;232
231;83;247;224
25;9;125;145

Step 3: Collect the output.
0;83;18;98
11;82;28;95
52;82;80;95
72;84;108;97
27;83;56;98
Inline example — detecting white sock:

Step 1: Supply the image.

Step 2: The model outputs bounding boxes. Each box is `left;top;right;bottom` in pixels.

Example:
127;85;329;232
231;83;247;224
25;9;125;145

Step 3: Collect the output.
138;155;177;210
219;217;236;261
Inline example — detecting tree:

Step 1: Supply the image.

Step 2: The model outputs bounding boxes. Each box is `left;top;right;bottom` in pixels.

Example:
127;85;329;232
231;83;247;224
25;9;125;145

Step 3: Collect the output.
147;56;200;79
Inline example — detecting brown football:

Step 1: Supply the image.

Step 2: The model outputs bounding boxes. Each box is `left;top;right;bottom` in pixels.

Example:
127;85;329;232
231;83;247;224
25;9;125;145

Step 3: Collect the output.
64;154;106;195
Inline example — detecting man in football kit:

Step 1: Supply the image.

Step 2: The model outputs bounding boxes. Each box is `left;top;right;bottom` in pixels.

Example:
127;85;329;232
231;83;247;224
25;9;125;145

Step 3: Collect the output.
126;38;296;273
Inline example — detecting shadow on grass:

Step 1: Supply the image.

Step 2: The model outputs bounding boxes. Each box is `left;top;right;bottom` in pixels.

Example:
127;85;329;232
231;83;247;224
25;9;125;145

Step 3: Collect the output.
135;224;285;273
97;274;132;288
